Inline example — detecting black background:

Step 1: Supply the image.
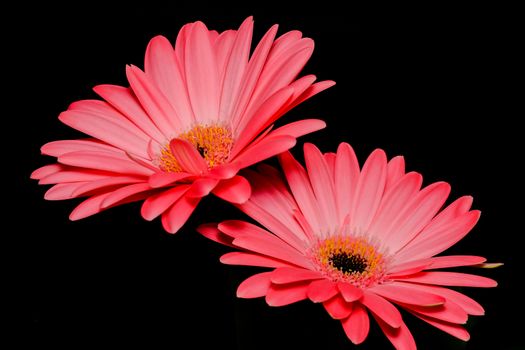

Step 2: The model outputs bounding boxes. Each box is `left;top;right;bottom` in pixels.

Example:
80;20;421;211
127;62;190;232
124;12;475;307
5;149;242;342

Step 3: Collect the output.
8;2;520;349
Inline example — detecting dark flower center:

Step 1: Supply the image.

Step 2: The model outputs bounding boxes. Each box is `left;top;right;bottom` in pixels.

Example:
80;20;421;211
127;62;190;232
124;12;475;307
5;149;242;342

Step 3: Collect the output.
329;252;368;274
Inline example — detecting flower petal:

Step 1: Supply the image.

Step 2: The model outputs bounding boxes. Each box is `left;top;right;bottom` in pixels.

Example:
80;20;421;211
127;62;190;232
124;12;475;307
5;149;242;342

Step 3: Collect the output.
169;138;207;174
338;282;363;302
335;143;360;221
144;35;194;124
369;282;445;306
237;272;272;298
270;267;323;284
141;185;190;221
220;252;295;268
393;271;497;288
350;149;387;231
212;175;251;203
265;281;309;307
375;317;416;350
323;295;353;319
307;279;339;303
185;21;220;123
410;313;470;341
361;291;402;328
342;303;370;345
160;194;200;234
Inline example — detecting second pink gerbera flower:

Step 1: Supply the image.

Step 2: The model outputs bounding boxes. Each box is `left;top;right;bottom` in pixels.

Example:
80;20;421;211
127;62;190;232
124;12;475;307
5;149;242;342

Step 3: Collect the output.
199;143;498;349
31;17;334;233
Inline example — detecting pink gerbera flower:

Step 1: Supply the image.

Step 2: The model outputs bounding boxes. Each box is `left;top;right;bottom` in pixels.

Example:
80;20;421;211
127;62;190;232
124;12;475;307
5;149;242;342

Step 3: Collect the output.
31;17;333;233
199;143;498;349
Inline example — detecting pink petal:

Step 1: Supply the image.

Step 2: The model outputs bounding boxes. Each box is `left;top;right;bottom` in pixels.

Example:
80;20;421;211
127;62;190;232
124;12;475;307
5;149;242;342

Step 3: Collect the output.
241;44;313;124
71;176;143;197
374;317;416;350
237;272;272;298
231;231;311;269
247;35;313;110
45;183;87;200
169;138;207;174
342;303;370;345
100;183;152;209
335;143;360;220
148;172;193;188
141;185;190;221
69;192;112;220
393;271;497;288
196;223;235;247
402;300;468;324
93;85;165;142
265;281;309;307
426;255;487;269
384;182;451;253
270;267;323;284
350;149;387;231
239;170;307;249
215;30;237;85
126;65;180;135
387;259;431;276
218;17;253;120
41;139;124;157
278;151;322;232
338;282;363;302
370;283;445;306
323;295;353;319
231;135;296;170
385;156;405;191
160;194;200;234
268;119;326;139
184;21;220;123
231;24;278;127
144;36;194;124
307;279;339;303
39;169;115;185
212;175;251;203
238;199;308;254
232;86;294;155
304;143;339;228
31;164;65;180
58;151;153;176
392;282;485;316
361;291;402;329
282;80;336;114
218;219;270;239
395;210;480;262
186;178;219;198
410;313;470;341
220;252;295;268
368;172;422;239
59;105;149;158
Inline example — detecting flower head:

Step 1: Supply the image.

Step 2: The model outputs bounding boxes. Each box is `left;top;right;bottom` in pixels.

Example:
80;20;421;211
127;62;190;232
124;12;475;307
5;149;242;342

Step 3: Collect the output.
31;17;333;233
199;143;498;349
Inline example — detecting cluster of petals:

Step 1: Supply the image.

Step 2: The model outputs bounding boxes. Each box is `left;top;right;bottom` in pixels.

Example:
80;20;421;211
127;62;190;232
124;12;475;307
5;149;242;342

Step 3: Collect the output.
31;17;333;233
199;143;497;349
31;16;498;349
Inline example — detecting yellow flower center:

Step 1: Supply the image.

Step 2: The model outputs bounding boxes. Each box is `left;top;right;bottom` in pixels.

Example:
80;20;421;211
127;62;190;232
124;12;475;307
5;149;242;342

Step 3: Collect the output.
159;125;234;173
312;235;386;287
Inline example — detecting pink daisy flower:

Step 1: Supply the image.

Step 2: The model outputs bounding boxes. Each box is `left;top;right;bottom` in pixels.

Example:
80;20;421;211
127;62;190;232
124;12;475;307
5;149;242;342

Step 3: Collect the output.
31;17;333;233
199;143;499;349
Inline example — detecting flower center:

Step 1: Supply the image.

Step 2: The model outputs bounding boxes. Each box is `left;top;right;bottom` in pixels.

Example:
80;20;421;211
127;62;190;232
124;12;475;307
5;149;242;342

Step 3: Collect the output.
311;235;386;287
159;124;234;173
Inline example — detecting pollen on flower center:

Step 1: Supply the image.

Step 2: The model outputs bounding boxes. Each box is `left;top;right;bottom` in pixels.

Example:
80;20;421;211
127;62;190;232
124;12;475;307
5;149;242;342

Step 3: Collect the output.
159;124;234;173
311;234;386;288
